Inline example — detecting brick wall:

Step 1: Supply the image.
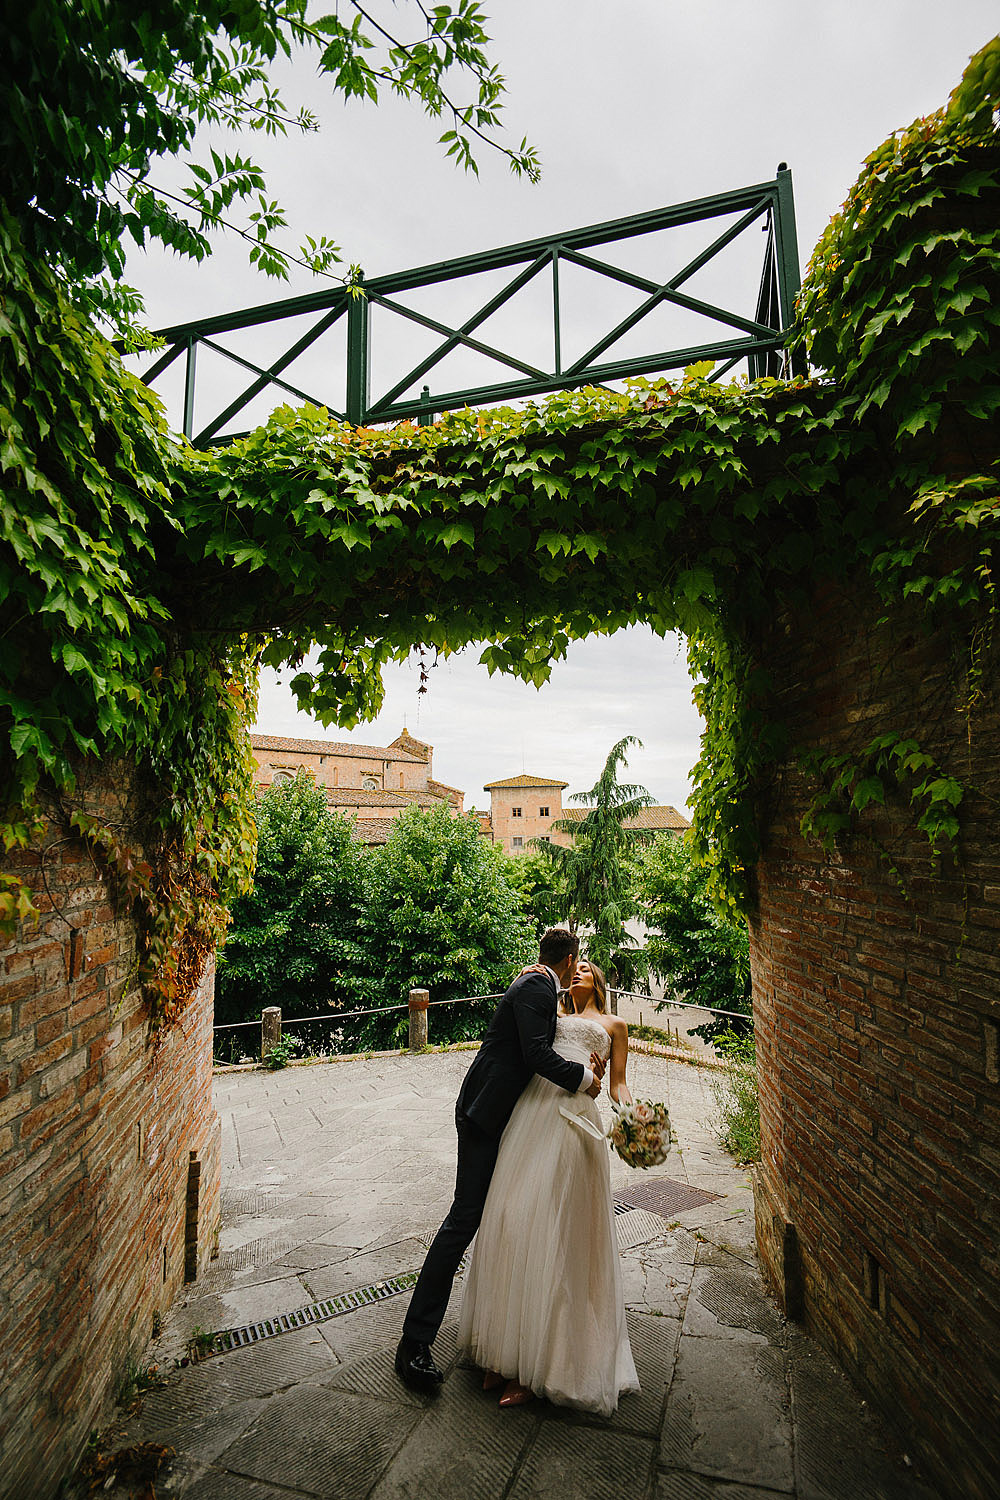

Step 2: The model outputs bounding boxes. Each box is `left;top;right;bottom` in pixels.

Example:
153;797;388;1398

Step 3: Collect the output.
0;775;221;1499
750;567;1000;1498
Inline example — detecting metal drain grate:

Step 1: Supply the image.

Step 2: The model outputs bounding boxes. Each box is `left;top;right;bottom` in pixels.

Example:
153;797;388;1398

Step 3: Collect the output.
615;1177;721;1218
199;1257;467;1360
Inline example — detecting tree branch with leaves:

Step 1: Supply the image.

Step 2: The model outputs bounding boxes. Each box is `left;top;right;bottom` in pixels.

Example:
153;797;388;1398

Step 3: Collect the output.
1;0;539;337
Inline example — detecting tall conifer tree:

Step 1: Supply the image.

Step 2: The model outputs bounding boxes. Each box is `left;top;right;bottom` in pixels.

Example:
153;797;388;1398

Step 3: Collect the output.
535;737;653;987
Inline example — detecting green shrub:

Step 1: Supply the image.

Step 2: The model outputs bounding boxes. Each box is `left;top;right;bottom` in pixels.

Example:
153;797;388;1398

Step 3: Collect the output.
710;1030;760;1163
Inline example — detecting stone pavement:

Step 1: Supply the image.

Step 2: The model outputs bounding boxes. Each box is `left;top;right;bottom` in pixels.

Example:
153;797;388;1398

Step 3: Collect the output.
84;1049;936;1499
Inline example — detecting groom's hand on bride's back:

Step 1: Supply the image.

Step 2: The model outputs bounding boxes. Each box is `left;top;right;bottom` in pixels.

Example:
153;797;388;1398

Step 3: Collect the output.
586;1051;606;1097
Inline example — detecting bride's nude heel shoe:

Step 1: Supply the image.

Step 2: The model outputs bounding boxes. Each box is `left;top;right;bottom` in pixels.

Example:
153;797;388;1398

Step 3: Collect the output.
482;1370;504;1391
499;1379;535;1408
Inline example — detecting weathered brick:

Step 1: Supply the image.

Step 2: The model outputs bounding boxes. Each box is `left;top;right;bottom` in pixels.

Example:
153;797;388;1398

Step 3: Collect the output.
1;782;222;1500
35;1013;69;1049
17;1034;73;1088
751;567;1000;1500
68;990;107;1028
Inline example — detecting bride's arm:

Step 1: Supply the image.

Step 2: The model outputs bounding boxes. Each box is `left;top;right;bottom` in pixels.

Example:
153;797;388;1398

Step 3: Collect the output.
607;1017;632;1105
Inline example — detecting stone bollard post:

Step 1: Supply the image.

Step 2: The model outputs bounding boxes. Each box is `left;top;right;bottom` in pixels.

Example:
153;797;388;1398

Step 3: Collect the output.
408;989;429;1051
261;1006;282;1059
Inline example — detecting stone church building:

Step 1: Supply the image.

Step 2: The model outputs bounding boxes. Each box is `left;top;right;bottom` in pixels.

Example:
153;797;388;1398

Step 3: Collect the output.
250;728;464;844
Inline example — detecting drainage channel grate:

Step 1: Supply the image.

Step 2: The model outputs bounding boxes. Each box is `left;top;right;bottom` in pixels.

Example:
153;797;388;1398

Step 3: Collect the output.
198;1203;683;1362
198;1258;467;1361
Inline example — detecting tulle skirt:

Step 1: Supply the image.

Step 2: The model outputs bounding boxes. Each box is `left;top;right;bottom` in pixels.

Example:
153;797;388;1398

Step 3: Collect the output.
457;1073;639;1416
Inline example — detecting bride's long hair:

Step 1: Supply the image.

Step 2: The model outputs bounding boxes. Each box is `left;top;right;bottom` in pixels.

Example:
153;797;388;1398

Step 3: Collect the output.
561;958;608;1014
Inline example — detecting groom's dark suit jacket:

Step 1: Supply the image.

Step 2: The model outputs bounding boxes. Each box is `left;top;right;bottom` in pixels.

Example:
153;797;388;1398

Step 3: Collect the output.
402;969;587;1344
456;971;586;1137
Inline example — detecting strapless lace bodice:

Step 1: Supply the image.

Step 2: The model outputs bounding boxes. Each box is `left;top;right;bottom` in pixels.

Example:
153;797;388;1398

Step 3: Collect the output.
554;1013;612;1065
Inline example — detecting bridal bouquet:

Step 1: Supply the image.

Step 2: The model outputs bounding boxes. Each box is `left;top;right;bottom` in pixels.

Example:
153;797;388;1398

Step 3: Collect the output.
608;1099;671;1169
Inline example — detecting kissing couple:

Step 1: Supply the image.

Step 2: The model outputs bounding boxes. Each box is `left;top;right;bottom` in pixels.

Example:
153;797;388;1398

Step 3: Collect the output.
395;927;639;1415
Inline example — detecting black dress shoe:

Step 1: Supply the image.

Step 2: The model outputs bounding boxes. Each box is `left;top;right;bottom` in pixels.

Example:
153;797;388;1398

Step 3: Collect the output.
395;1336;444;1393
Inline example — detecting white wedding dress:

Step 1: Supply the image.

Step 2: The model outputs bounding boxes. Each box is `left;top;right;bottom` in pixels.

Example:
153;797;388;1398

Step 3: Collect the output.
457;1013;640;1416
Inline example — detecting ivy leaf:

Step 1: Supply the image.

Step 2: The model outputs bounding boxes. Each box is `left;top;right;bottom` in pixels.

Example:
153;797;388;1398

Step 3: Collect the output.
852;777;885;811
438;523;474;550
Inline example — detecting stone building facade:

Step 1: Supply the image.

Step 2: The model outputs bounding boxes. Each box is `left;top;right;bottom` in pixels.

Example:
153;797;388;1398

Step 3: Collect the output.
480;774;572;854
478;773;690;854
250;728;464;843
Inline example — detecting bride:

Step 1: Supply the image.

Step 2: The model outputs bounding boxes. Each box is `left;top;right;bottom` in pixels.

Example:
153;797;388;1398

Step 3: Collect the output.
457;958;640;1416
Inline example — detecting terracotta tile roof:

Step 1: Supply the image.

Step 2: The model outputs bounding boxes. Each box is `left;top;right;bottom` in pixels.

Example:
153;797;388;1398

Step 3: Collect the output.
560;805;691;831
428;778;463;798
473;810;493;835
251;732;424;764
324;788;408;807
483;774;569;790
389;728;431;761
349;817;398;845
396;789;458;809
323;786;454;811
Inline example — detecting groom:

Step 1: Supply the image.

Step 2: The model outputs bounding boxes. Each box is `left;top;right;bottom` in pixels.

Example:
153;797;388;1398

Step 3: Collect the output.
395;927;604;1393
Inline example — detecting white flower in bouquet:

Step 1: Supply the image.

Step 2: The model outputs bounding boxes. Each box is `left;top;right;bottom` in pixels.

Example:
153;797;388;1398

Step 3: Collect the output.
608;1098;671;1169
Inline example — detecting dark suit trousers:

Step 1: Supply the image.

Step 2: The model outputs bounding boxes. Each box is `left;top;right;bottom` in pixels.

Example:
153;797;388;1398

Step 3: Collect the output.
402;1109;500;1346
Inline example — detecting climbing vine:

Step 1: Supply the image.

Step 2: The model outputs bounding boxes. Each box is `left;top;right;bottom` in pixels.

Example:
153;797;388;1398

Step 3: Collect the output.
1;40;998;1018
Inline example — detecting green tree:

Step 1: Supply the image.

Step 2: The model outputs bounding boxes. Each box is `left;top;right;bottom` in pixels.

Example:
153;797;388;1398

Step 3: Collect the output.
359;803;534;1047
535;737;654;987
502;847;568;938
215;770;366;1041
3;0;538;333
637;832;751;1042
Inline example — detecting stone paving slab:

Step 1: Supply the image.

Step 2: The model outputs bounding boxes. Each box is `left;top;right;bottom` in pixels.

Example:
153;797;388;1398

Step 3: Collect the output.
214;1383;421;1498
660;1336;795;1492
367;1360;536;1500
70;1049;936;1500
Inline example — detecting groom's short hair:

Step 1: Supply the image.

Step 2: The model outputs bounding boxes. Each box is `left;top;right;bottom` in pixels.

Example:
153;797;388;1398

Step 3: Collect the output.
538;928;579;968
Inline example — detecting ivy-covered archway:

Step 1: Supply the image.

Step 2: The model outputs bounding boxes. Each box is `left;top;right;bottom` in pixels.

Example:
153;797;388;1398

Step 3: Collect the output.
4;42;998;994
1;39;998;1500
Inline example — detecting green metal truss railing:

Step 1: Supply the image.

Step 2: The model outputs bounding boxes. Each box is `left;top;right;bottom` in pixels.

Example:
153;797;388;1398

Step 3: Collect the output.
135;166;801;446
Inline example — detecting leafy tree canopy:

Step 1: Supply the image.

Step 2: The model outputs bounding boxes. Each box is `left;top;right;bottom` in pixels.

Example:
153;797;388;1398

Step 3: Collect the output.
359;802;534;1042
2;0;538;334
502;848;569;939
637;832;751;1039
215;769;366;1025
217;791;536;1052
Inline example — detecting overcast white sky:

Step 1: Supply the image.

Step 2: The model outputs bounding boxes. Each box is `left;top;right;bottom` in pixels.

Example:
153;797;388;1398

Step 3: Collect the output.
124;1;997;813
